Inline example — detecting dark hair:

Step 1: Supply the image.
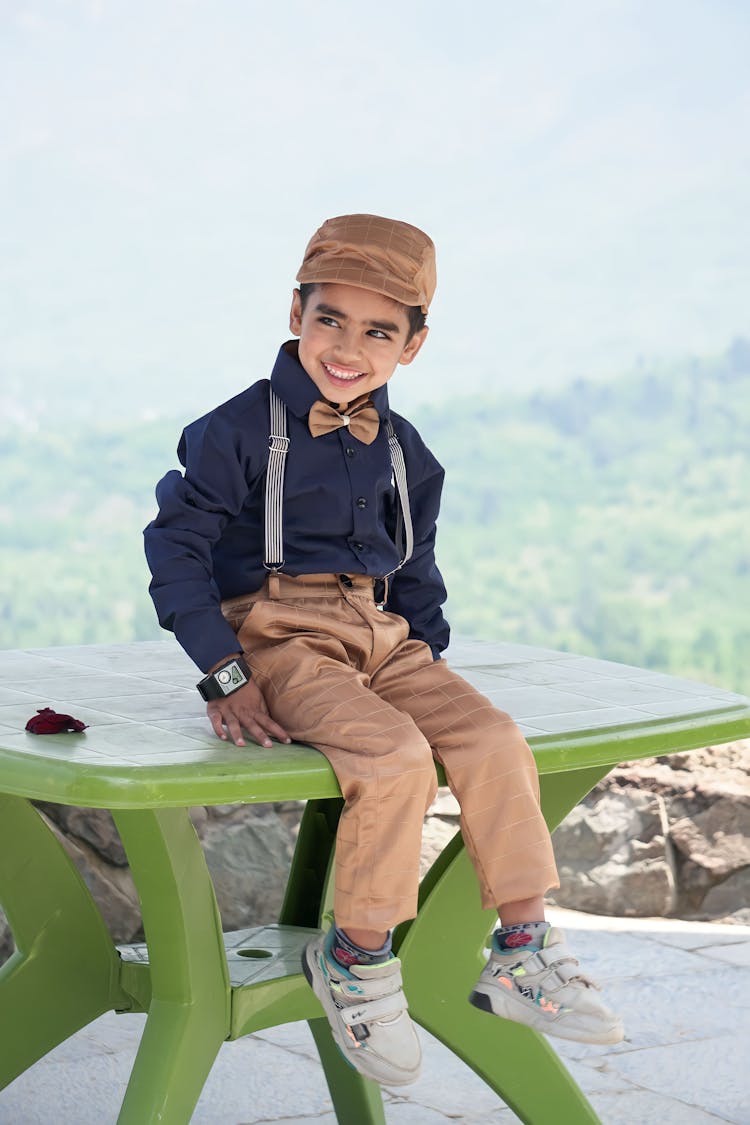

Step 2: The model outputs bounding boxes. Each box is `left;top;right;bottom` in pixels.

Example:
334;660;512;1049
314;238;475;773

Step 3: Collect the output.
298;282;426;342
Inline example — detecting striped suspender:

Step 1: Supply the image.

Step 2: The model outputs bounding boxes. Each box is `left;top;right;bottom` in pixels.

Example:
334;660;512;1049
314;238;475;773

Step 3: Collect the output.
384;417;414;576
264;388;413;575
264;390;289;570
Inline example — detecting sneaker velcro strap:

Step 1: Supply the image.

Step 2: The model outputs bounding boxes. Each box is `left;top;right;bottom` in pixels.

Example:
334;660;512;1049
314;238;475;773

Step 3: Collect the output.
350;966;404;998
552;961;584;983
530;947;599;991
554;962;599;989
535;945;577;971
340;990;408;1026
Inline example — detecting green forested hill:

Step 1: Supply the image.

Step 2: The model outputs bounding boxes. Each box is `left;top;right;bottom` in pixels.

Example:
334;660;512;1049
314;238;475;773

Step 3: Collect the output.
2;340;749;692
425;339;750;690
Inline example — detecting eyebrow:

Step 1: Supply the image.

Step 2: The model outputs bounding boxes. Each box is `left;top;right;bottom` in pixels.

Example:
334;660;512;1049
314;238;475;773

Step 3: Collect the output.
314;302;403;335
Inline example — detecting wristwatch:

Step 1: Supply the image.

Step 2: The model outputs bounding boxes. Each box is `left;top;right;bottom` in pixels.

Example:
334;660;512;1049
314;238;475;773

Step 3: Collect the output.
196;655;252;701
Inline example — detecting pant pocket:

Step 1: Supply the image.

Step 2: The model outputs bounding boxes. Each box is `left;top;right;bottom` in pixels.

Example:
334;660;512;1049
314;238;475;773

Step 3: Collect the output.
221;598;259;636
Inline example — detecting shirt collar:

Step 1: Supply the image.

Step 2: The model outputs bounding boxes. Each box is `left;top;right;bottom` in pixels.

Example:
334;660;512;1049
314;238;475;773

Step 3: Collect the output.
270;341;391;421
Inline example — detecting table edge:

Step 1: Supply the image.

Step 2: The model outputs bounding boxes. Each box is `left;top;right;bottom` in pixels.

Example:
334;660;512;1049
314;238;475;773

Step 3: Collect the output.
1;703;748;809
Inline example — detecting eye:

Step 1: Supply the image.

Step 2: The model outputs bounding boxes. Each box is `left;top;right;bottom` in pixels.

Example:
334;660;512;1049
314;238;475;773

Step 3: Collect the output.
367;329;390;340
318;316;340;328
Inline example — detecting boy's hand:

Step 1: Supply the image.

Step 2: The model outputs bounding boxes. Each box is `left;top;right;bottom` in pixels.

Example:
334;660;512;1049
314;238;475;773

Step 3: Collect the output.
206;679;291;748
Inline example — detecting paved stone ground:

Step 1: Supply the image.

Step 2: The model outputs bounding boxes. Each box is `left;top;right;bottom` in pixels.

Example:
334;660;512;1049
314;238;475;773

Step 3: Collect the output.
1;907;748;1124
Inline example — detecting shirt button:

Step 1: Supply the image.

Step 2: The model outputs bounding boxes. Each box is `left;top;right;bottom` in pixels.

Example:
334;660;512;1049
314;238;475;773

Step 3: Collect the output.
353;542;365;551
356;497;368;509
345;446;356;457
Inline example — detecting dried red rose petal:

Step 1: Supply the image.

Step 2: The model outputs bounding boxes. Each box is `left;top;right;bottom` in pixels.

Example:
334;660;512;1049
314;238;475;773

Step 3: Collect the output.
25;707;87;735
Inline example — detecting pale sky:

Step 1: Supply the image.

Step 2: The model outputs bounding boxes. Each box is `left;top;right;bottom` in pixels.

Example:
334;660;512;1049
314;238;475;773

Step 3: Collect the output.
2;0;749;421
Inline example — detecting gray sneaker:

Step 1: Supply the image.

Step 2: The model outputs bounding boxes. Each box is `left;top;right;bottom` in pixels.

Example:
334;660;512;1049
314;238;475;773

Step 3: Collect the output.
469;926;624;1045
302;929;422;1086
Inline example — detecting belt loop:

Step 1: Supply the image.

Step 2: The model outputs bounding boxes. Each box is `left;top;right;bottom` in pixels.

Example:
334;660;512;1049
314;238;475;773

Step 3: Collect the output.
267;572;281;599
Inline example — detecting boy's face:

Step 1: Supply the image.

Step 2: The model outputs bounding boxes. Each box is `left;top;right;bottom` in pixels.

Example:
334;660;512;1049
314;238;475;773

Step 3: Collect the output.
289;282;428;402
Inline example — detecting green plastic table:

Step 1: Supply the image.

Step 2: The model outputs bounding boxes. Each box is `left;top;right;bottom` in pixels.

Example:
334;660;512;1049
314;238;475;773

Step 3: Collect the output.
1;639;748;1124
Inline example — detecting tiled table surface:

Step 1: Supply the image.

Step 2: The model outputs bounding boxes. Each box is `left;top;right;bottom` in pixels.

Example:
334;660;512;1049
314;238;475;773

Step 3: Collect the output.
1;638;748;807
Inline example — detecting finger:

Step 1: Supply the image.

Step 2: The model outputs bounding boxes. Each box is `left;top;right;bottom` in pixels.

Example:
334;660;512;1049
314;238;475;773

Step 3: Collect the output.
243;720;273;749
224;714;246;747
207;707;228;741
249;696;291;742
259;715;292;744
250;695;290;743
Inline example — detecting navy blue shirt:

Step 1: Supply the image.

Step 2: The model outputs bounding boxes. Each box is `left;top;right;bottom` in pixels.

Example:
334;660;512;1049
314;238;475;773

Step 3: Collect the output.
144;342;450;672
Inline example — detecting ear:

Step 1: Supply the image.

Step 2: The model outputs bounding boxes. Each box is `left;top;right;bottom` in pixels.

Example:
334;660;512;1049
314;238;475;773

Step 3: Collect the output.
289;289;303;336
398;325;429;366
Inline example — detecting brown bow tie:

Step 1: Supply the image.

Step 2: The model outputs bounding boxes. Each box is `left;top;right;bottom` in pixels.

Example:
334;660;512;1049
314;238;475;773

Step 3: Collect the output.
308;397;380;445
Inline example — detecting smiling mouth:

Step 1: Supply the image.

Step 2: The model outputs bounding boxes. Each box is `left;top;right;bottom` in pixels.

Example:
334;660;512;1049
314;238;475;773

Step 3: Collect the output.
322;362;367;384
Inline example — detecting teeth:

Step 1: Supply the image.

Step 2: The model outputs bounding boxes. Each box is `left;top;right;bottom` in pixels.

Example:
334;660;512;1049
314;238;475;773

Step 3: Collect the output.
324;363;363;380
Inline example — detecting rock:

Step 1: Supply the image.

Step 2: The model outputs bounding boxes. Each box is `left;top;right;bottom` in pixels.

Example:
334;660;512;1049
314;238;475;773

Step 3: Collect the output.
39;810;142;943
205;804;250;819
189;806;210;834
420;816;460;880
427;791;460;819
35;803;128;866
549;740;749;920
272;800;305;837
614;742;750;803
669;796;750;877
200;807;298;930
699;867;750;922
551;790;678;917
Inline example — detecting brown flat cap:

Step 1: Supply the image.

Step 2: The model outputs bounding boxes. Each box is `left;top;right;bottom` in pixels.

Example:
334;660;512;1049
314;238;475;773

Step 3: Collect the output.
297;214;436;313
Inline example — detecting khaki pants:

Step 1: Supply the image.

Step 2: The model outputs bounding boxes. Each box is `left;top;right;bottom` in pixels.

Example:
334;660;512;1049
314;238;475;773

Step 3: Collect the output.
223;573;558;932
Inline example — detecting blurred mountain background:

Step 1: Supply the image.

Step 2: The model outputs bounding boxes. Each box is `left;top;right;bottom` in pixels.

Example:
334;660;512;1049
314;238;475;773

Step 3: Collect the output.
2;1;748;691
2;338;748;691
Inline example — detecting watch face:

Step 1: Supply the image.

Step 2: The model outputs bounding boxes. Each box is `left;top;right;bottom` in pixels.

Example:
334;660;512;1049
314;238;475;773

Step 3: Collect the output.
217;660;247;695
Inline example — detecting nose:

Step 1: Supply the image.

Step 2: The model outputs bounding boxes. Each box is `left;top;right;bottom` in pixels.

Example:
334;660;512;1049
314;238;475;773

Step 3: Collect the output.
332;325;361;364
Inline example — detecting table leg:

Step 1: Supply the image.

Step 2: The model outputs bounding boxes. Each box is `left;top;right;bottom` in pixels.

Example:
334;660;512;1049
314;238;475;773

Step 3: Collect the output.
308;1016;388;1124
394;763;613;1124
279;797;387;1125
113;808;231;1125
539;763;613;833
279;796;342;930
0;795;125;1090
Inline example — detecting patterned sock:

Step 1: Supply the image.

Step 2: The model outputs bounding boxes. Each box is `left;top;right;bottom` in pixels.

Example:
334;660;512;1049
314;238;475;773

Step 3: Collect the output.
331;926;393;968
493;921;550;953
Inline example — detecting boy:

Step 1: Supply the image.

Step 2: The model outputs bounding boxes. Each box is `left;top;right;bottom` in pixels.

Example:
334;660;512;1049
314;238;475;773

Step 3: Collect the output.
144;213;623;1087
